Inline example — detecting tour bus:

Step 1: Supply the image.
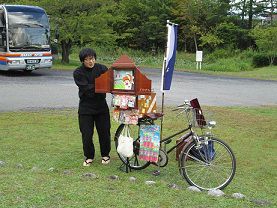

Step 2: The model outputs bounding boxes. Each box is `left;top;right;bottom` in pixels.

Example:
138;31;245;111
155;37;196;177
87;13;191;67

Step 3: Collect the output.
0;5;52;72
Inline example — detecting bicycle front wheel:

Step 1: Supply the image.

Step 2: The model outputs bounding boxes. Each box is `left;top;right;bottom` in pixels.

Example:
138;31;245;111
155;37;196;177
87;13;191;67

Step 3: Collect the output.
114;124;151;170
179;137;236;190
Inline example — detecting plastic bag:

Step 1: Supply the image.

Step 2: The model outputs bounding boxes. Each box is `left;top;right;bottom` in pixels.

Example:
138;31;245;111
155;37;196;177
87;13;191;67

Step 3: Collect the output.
117;125;134;157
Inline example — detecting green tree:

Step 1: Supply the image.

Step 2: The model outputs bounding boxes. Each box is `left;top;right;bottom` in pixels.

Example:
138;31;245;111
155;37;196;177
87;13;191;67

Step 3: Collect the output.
259;0;277;25
251;25;277;65
230;0;276;28
199;33;223;51
216;22;250;49
40;0;117;63
112;0;173;51
0;0;30;3
173;0;231;52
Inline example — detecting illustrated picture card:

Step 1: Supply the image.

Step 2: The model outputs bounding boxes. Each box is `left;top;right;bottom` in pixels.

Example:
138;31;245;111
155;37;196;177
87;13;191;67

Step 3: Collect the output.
113;69;135;90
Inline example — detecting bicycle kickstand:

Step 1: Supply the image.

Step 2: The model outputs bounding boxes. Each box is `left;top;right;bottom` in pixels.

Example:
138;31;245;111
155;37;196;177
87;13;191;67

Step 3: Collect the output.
126;157;132;173
152;154;162;176
119;157;132;173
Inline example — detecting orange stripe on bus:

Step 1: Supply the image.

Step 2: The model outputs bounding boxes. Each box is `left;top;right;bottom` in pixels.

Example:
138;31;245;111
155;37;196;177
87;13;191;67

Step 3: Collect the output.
0;53;21;57
42;52;52;56
0;53;52;57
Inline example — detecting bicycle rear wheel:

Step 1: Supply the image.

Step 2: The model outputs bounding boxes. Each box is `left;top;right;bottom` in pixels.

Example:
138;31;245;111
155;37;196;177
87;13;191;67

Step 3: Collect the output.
114;124;151;170
179;137;236;190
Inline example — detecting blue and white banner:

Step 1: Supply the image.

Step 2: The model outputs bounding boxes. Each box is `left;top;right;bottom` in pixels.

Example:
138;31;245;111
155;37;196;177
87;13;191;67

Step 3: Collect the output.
161;21;178;91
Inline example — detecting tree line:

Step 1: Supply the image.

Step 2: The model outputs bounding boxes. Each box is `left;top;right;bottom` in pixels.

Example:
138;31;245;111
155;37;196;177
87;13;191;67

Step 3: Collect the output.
1;0;277;64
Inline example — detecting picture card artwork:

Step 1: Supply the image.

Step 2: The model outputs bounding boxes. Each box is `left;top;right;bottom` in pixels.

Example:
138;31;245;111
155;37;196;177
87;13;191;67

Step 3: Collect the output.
113;69;135;90
139;125;160;163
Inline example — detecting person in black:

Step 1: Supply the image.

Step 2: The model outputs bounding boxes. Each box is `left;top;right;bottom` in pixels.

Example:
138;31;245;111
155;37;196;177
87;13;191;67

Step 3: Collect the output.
73;48;111;166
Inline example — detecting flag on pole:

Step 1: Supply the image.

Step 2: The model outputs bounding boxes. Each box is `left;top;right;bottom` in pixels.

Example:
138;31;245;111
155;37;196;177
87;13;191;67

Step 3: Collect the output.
161;21;178;91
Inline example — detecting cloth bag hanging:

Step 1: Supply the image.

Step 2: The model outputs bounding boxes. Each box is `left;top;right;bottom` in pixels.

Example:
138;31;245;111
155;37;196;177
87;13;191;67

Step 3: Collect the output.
117;125;134;157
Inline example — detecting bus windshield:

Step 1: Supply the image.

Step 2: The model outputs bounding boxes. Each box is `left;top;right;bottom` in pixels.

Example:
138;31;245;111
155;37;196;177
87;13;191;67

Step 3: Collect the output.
8;11;50;51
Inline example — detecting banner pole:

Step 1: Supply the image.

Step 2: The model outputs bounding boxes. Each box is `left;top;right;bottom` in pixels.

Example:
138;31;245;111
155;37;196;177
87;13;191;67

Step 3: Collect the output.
161;91;165;141
160;48;167;142
154;57;166;177
160;20;170;141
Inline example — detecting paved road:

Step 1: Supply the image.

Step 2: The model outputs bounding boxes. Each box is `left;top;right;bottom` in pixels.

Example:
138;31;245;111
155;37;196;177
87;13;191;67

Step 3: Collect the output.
0;68;276;112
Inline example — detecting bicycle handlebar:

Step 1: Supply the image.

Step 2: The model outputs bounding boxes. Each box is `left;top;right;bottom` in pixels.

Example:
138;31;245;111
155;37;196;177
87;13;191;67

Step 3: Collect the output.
172;108;181;111
172;100;192;112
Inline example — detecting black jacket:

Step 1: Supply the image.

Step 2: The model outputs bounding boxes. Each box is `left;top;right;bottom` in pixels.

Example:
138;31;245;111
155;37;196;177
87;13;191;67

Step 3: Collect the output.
73;63;109;115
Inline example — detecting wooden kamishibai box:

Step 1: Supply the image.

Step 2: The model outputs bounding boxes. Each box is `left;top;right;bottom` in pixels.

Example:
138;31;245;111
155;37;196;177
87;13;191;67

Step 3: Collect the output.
95;55;157;118
95;55;151;95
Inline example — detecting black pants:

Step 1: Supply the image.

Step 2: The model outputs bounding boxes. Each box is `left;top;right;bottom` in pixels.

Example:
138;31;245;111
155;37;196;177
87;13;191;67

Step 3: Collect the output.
78;112;111;160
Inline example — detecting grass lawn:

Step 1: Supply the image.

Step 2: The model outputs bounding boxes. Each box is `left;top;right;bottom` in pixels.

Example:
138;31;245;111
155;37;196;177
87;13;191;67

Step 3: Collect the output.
180;65;277;81
0;106;276;207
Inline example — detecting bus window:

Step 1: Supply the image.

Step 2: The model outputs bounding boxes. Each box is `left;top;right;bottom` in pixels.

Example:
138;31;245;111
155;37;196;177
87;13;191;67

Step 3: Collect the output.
8;11;49;28
0;9;4;27
9;27;30;47
0;9;6;51
7;10;50;51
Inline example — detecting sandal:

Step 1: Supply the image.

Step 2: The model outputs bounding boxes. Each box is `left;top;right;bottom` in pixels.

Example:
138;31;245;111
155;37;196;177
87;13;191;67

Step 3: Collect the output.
83;159;93;167
101;156;110;165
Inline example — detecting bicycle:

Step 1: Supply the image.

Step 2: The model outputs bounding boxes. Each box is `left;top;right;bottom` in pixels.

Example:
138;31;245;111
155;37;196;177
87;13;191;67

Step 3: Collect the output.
114;98;236;190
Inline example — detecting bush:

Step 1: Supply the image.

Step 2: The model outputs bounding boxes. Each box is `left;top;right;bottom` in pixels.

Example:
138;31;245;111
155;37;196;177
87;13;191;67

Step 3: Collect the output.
205;48;235;62
204;58;252;72
239;49;256;60
267;53;277;66
252;54;270;68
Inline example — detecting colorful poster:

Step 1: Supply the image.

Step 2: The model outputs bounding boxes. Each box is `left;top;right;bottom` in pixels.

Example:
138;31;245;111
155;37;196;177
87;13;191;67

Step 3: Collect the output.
113;70;135;90
138;93;157;117
139;125;160;163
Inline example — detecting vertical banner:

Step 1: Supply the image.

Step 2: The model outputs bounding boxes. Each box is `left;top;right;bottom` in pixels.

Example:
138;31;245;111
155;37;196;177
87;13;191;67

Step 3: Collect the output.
161;21;178;91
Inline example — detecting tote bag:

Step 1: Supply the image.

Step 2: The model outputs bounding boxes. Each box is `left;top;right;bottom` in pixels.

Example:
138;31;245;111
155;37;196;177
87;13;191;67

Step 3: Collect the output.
117;125;134;158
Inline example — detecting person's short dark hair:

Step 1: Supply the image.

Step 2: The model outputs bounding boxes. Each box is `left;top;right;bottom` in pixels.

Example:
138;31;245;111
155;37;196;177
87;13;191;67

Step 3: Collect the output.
79;48;97;62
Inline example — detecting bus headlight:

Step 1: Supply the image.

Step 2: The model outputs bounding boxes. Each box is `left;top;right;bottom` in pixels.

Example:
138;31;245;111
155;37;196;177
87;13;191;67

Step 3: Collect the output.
8;60;21;65
43;59;52;63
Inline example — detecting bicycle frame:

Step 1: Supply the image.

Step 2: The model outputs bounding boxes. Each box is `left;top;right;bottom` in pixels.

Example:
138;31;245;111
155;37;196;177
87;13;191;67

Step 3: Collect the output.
137;113;199;159
160;126;193;155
